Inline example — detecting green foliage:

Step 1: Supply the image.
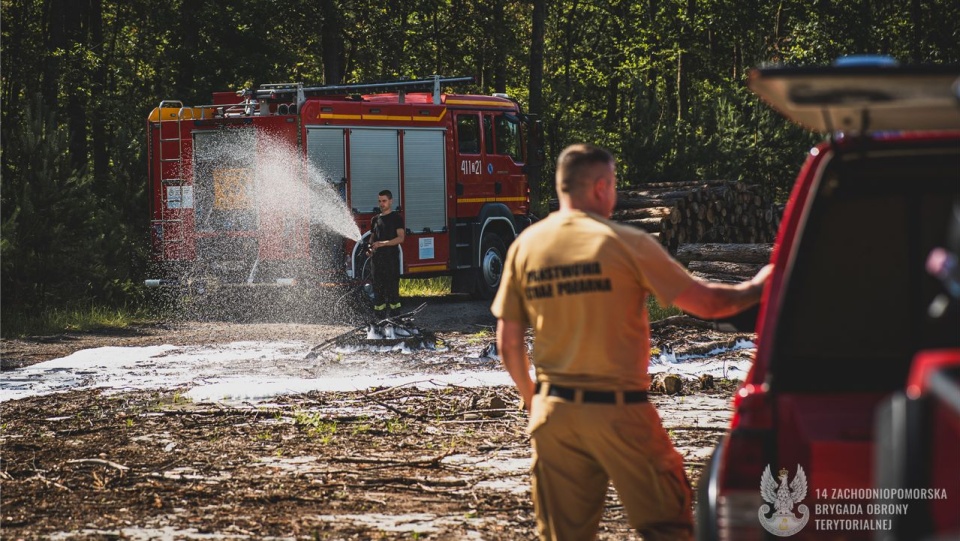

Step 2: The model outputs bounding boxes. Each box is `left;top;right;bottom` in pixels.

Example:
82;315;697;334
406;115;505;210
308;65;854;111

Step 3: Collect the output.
647;296;682;322
1;303;154;338
2;95;98;309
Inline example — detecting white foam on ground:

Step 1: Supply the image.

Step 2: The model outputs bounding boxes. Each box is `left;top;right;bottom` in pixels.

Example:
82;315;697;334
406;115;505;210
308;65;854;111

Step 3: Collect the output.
1;339;755;403
183;371;515;402
650;339;755;379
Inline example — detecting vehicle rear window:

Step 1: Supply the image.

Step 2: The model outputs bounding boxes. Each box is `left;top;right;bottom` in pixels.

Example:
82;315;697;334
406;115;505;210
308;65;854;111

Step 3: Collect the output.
770;144;960;393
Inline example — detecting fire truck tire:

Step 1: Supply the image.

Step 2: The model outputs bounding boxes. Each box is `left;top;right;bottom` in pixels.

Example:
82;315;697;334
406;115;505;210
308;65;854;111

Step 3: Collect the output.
475;232;507;299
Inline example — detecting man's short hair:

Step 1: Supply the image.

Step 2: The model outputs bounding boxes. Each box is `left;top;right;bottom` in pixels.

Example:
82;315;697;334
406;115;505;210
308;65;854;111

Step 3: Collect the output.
378;189;393;199
556;144;615;194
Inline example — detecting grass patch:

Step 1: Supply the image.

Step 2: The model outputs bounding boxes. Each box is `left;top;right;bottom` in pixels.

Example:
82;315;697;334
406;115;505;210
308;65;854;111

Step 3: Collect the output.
293;410;338;442
465;329;492;345
647;296;682;322
0;303;158;339
399;276;451;297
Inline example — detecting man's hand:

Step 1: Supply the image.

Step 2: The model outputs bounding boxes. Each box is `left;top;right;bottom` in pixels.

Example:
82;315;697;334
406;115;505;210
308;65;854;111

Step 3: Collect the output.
750;263;774;290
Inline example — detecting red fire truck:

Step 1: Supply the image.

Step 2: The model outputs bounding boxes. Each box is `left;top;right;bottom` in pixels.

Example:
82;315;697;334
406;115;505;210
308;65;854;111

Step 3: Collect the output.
145;76;540;303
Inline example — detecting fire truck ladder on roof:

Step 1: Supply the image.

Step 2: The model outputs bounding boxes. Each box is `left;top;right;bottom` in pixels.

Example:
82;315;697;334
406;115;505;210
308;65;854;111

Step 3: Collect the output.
246;75;474;109
155;100;187;249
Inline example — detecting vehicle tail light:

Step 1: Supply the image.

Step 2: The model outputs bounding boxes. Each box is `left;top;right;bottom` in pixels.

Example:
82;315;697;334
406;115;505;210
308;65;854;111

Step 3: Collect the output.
716;384;773;540
730;383;773;430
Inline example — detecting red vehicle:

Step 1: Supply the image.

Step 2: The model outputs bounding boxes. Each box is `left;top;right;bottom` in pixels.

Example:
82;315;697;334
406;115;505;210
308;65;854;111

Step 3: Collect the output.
695;59;960;540
145;76;540;305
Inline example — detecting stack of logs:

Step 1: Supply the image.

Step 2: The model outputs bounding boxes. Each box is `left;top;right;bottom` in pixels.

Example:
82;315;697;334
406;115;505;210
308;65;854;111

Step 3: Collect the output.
548;179;781;283
661;182;781;252
611;180;781;252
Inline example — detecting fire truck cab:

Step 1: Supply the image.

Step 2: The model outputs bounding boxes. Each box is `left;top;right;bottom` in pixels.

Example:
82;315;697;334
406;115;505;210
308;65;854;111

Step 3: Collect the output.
146;76;540;303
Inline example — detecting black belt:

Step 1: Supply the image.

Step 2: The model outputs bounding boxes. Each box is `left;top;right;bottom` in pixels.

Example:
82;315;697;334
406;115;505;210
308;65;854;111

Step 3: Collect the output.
537;383;648;404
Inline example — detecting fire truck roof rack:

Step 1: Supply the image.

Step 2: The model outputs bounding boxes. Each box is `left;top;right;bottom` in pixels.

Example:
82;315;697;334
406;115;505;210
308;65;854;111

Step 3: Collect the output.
246;75;475;107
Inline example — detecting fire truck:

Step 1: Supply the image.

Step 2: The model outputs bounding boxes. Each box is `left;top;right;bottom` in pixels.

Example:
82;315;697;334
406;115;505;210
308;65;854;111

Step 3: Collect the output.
145;76;540;303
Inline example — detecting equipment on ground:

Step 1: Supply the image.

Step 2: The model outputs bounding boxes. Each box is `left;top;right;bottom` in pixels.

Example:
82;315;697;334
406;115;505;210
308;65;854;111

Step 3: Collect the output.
304;302;435;359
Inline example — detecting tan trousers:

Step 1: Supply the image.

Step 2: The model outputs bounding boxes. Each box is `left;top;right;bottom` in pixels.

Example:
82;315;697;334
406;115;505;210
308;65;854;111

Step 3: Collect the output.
527;387;693;541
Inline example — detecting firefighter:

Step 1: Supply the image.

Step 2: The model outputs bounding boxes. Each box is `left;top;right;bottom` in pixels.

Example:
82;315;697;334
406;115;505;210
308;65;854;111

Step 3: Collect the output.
491;143;771;541
368;189;405;319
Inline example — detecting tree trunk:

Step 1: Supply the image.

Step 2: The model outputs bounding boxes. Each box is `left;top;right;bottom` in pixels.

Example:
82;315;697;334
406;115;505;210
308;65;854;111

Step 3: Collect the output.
42;0;67;111
909;0;922;63
174;0;200;99
320;0;343;85
676;0;696;122
90;0;108;183
528;0;545;212
492;0;507;94
65;0;88;173
386;0;409;77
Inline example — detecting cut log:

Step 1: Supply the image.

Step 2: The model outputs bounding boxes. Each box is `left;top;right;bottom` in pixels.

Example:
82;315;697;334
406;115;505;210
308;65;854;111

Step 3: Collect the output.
615;197;687;209
687;260;763;277
690;271;744;283
622;217;662;233
631;180;729;189
675;243;773;264
611;206;671;221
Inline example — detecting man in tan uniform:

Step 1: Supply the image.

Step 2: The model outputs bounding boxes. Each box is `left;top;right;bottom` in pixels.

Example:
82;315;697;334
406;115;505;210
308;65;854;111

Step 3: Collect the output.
491;143;771;541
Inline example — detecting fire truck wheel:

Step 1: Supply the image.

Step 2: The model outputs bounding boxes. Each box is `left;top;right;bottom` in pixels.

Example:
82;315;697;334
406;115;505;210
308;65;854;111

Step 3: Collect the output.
476;232;507;299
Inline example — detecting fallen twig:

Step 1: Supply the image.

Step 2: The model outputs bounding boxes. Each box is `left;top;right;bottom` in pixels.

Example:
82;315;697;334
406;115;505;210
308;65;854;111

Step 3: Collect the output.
368;398;422;420
66;458;130;472
364;476;468;488
330;450;452;468
34;474;72;492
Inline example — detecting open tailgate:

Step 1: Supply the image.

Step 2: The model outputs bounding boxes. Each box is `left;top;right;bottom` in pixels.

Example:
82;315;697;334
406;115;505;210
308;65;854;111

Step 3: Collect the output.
747;62;960;133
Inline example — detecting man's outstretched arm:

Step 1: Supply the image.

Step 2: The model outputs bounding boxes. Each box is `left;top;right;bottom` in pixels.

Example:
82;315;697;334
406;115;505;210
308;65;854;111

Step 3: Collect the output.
672;264;773;319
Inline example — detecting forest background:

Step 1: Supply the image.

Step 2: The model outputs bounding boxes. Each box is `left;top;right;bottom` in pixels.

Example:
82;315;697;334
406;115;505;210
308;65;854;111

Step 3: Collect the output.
2;0;959;333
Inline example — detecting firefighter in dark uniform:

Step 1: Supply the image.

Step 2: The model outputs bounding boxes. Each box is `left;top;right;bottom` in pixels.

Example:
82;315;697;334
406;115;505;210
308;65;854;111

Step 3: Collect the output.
369;189;405;318
492;144;772;541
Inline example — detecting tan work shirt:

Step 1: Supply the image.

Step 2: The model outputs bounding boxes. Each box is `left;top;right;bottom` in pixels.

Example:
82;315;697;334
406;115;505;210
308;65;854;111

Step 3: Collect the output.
491;210;694;391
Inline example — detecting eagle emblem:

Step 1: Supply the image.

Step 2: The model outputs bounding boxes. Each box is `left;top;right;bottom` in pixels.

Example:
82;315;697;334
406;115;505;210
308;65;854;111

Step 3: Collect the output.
758;464;810;536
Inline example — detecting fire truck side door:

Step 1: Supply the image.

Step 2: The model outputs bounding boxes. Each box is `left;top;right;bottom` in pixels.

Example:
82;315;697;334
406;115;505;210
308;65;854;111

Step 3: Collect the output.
484;112;509;199
306;127;346;203
305;127;348;270
348;129;400;215
402;129;446;234
454;114;483;199
491;112;527;211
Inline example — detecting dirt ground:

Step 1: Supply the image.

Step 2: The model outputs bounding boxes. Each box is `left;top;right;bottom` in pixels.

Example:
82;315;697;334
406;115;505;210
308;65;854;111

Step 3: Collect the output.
0;296;748;540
